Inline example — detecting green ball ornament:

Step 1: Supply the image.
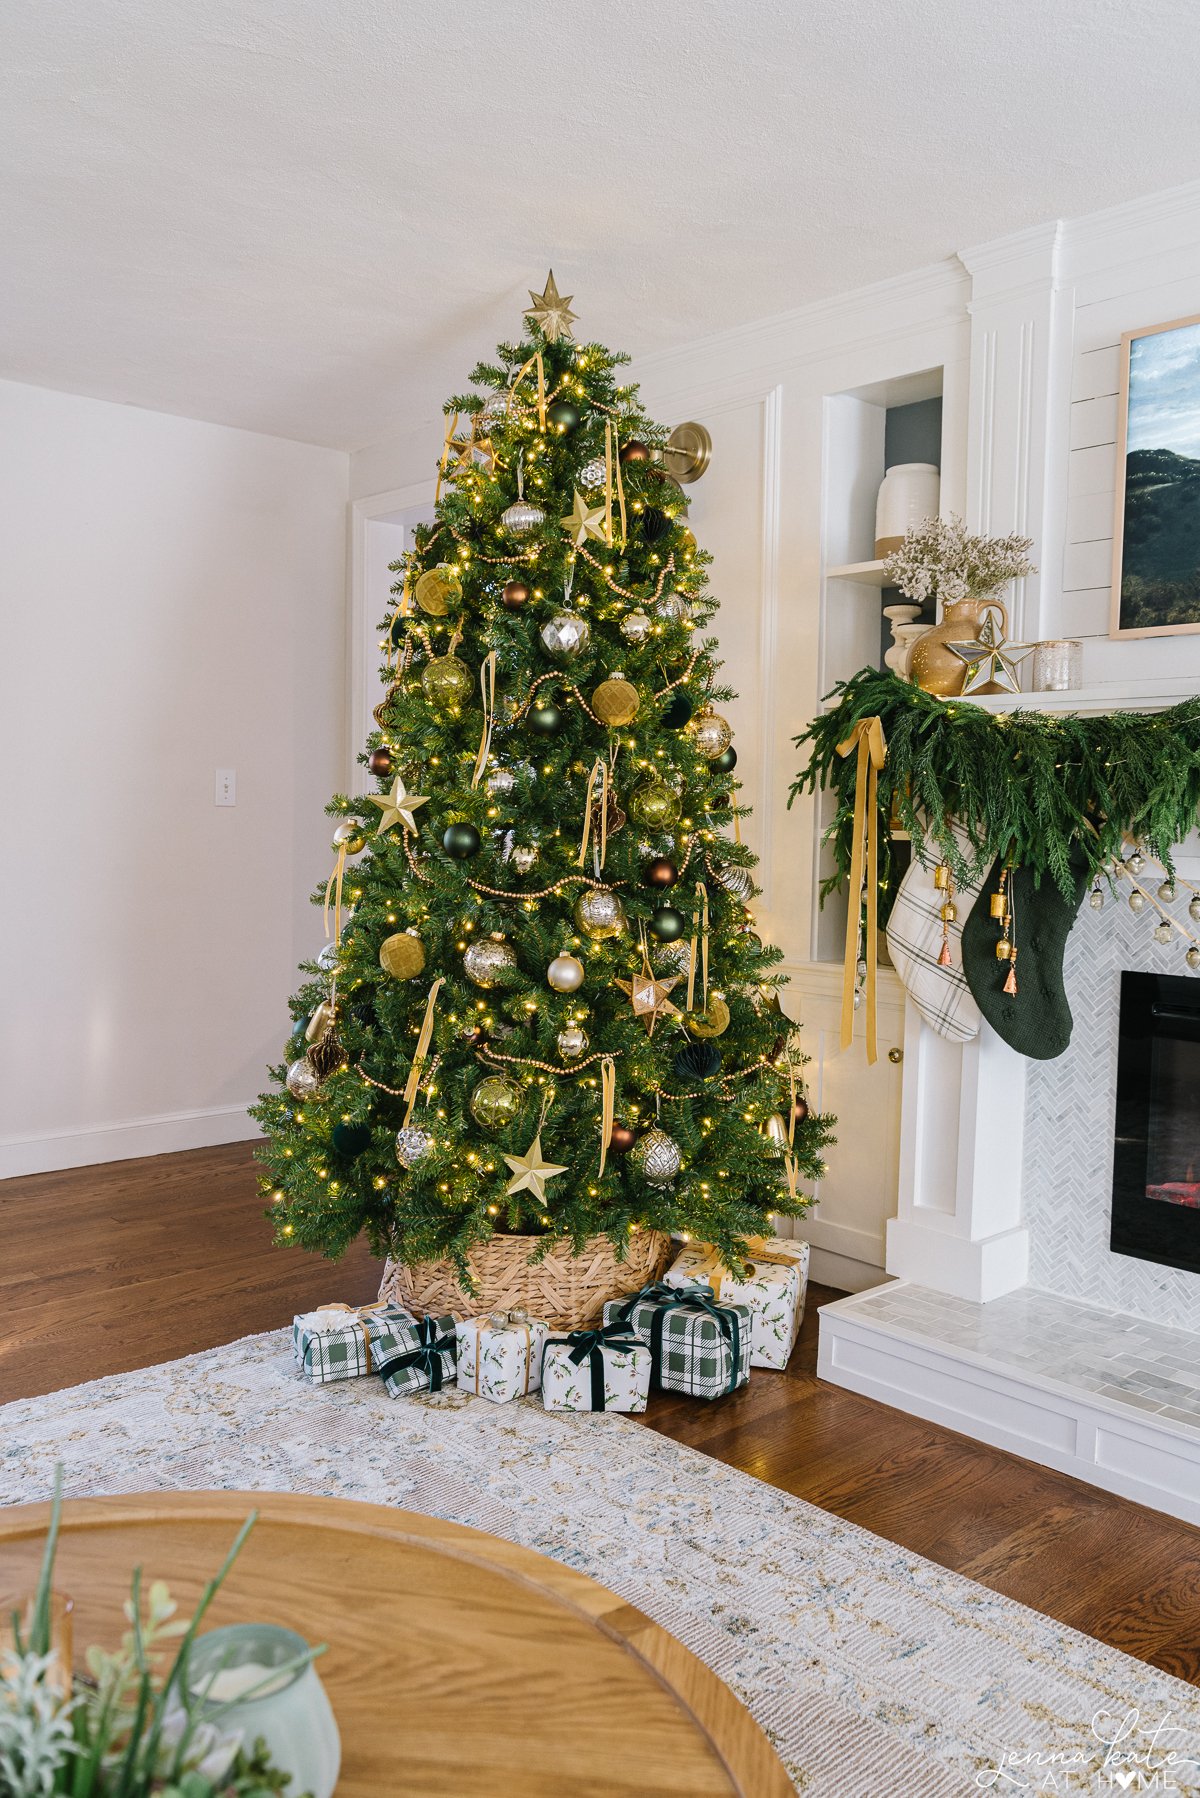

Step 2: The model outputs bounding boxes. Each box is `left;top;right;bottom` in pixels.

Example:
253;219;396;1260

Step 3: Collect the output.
469;1075;522;1131
443;822;482;859
650;905;687;942
546;399;580;435
662;691;693;729
332;1121;372;1157
421;654;474;710
527;701;564;736
629;779;681;830
713;745;738;774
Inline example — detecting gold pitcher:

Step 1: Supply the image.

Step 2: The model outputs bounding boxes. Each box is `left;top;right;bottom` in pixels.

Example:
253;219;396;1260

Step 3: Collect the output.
909;597;1007;697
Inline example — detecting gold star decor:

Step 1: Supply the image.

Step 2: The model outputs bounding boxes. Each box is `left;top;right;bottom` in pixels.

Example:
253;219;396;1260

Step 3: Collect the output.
366;776;429;835
615;969;682;1036
448;425;497;479
525;271;578;342
503;1132;569;1204
562;488;606;547
947;608;1033;698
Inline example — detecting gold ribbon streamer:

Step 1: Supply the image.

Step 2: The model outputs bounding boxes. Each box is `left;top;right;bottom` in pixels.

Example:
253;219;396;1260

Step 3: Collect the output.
511;352;546;432
685;881;710;1013
324;843;347;947
598;1056;616;1177
435;409;459;503
402;976;444;1124
577;757;609;871
603;421;627;548
836;715;887;1065
471;650;498;789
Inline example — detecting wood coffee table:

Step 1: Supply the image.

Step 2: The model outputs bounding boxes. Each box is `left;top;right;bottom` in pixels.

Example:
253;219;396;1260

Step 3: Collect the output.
0;1491;792;1796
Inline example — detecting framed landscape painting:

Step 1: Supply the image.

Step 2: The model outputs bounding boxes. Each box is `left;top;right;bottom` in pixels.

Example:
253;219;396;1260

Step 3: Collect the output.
1111;312;1200;637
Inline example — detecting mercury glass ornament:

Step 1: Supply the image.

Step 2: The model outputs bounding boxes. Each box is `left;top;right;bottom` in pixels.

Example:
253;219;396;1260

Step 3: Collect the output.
511;844;539;874
486;766;516;797
547;953;585;992
690;707;733;759
1128;852;1145;874
539;610;591;661
285;1058;321;1100
1154;921;1173;944
1190;897;1200;923
1188;947;1200;971
316;940;340;972
657;936;694;972
1158;881;1177;903
556;1023;589;1060
629;1127;682;1186
421;654;474;709
501;496;544;535
463;937;518;988
478;390;511;433
620;609;653;645
629;778;681;830
395;1124;434;1167
573;886;627;940
469;1075;522;1130
718;863;754;901
579;456;606;490
1088;886;1104;911
656;592;691;623
1129;890;1146;913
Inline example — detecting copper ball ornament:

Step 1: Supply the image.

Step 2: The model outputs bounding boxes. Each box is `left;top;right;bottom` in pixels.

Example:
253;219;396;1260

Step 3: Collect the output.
368;747;393;777
547;953;585;992
607;1122;636;1155
620;440;651;465
791;1095;810;1125
502;579;530;610
378;932;427;980
645;856;679;889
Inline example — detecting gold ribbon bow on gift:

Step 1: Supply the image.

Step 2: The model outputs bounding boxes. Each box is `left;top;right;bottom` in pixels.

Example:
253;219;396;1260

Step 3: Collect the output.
836;714;887;1066
318;1301;395;1374
473;1311;535;1396
680;1238;801;1300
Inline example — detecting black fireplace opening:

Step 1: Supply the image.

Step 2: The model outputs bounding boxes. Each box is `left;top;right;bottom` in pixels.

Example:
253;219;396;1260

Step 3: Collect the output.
1111;971;1200;1277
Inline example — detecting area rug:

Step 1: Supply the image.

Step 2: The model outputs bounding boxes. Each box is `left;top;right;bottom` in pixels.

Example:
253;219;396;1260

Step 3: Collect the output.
3;1334;1199;1796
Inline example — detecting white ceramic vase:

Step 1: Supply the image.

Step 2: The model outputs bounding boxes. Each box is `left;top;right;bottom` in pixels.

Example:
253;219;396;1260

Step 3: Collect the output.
883;604;929;680
875;463;940;559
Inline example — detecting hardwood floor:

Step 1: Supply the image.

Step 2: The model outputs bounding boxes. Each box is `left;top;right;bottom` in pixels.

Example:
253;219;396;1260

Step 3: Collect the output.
3;1140;1199;1684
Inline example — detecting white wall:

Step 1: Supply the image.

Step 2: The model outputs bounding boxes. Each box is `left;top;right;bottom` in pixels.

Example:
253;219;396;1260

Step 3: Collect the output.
0;380;348;1176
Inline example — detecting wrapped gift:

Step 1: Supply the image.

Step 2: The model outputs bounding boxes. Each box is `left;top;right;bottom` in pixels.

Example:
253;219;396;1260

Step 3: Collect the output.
540;1323;651;1413
663;1236;810;1370
292;1301;416;1384
376;1313;458;1397
603;1283;751;1400
457;1310;549;1403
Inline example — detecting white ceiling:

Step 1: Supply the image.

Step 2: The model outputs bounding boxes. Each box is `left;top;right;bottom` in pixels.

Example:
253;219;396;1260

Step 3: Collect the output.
4;1;1199;452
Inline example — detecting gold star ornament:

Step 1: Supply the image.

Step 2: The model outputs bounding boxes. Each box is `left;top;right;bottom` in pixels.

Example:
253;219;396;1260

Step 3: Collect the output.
561;488;606;548
525;271;578;343
503;1133;569;1204
615;970;682;1036
947;608;1033;698
366;776;429;835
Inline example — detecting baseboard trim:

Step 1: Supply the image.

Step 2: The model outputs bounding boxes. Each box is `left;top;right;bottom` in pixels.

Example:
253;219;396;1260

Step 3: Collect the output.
0;1104;260;1180
809;1246;887;1294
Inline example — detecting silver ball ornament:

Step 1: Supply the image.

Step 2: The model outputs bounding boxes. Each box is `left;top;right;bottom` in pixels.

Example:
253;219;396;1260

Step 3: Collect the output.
486;766;517;796
511;844;539;875
620;609;653;645
1188;947;1200;971
463;937;518;988
579;456;606;490
656;592;691;623
1128;890;1146;913
501;498;545;536
547;953;585;992
395;1124;434;1167
1088;887;1104;911
557;1024;589;1060
285;1058;321;1100
478;390;511;433
316;940;340;971
539;611;591;661
572;887;627;941
630;1127;682;1186
1191;897;1200;924
1128;852;1145;874
1158;881;1177;903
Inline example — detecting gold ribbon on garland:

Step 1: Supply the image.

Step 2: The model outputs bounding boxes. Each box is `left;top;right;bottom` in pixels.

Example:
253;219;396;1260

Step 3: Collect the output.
598;1056;616;1177
836;715;887;1065
685;880;710;1013
402;977;444;1123
577;756;610;871
471;650;498;789
510;352;546;432
603;420;627;549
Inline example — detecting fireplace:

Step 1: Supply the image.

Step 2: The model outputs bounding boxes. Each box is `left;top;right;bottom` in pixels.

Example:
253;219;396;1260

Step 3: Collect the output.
1111;970;1200;1277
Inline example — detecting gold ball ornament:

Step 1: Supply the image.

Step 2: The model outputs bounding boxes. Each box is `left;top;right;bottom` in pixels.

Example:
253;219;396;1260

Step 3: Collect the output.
331;820;366;854
628;778;681;830
620;609;653;645
686;993;731;1038
378;932;426;980
556;1023;589;1060
690;708;733;759
761;1113;789;1155
463;937;518;988
572;887;628;941
469;1075;523;1131
421;654;474;709
591;674;640;727
414;565;459;617
547;953;585;992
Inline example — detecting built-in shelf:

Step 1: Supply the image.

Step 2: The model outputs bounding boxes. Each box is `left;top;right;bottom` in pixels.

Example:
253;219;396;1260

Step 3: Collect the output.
960;673;1200;716
826;558;891;586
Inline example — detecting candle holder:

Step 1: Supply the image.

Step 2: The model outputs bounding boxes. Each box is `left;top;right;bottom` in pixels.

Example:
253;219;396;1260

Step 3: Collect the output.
189;1622;341;1798
1031;639;1082;691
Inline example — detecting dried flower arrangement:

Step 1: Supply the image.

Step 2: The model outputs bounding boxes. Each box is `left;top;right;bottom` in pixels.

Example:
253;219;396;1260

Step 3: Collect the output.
883;514;1036;608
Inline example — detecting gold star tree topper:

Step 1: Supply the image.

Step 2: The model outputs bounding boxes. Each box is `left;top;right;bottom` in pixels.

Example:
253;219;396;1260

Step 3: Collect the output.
615;969;682;1036
561;488;606;548
525;271;578;343
503;1133;569;1204
947;608;1032;697
366;776;429;835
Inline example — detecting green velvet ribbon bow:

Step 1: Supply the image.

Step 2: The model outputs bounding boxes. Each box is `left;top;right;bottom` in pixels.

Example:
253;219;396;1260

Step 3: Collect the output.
543;1322;645;1410
375;1315;456;1393
617;1281;743;1396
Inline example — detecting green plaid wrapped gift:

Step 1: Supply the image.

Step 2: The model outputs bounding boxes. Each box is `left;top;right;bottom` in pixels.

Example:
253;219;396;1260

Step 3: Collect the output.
375;1313;459;1397
602;1283;751;1400
292;1302;415;1384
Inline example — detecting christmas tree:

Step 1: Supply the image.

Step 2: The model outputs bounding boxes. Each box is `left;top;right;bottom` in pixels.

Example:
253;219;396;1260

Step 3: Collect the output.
253;275;834;1278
